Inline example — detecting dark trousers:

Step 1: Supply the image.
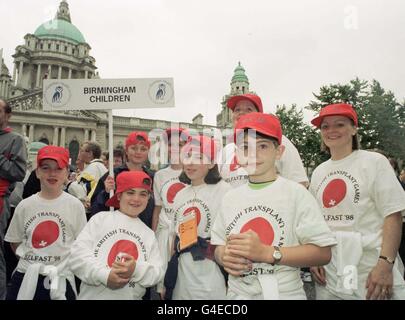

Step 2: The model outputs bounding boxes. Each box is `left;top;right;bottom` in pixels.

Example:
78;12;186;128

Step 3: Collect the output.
6;271;76;300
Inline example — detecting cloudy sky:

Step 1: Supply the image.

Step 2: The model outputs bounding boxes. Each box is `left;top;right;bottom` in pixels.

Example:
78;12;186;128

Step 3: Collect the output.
1;0;404;126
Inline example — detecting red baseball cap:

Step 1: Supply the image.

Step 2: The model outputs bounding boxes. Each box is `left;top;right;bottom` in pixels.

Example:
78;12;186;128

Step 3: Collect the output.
226;94;264;113
37;145;70;169
234;112;283;145
311;103;358;128
125;131;150;149
182;135;218;162
105;171;152;208
164;127;190;144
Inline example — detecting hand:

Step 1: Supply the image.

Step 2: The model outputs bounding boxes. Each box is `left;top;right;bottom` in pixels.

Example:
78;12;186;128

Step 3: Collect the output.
310;266;327;286
111;254;136;279
221;244;252;277
366;260;394;300
227;230;269;263
107;268;130;290
104;176;115;193
160;288;166;300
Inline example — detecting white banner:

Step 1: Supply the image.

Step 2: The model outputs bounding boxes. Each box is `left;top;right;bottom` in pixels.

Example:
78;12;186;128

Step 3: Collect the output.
43;78;175;111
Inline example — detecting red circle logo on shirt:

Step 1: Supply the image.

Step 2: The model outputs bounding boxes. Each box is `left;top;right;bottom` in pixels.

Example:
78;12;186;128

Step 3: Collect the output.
183;206;201;226
240;217;274;246
230;155;240;172
167;182;186;204
107;240;139;267
32;220;60;249
322;178;347;208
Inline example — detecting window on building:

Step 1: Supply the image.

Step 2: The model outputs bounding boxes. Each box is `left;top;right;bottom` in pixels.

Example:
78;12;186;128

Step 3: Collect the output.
242;86;245;93
40;43;43;50
72;49;75;55
48;43;51;50
28;41;30;47
64;46;67;52
56;44;60;50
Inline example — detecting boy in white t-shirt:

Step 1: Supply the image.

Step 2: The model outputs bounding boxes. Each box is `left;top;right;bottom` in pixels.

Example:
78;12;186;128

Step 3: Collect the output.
69;171;164;300
5;145;87;300
219;93;309;188
211;112;336;300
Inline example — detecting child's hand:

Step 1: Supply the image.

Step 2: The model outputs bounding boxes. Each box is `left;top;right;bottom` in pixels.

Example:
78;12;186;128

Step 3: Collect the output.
104;176;115;193
107;269;130;289
221;244;252;276
227;230;267;263
310;266;327;285
112;254;136;279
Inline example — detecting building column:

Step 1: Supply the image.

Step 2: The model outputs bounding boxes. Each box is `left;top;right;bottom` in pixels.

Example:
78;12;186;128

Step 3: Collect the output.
48;64;52;79
5;83;9;98
53;127;59;145
58;66;62;79
60;127;66;147
17;61;24;86
36;64;41;87
13;63;17;85
84;129;89;142
28;124;35;143
91;130;96;142
84;70;88;79
21;124;27;137
68;68;72;79
0;81;4;97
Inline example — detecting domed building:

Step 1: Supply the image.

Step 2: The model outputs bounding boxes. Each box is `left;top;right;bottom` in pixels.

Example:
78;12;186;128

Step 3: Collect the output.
0;1;247;169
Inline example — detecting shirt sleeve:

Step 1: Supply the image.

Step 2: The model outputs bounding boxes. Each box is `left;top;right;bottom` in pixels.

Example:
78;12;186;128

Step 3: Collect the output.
277;136;308;184
0;134;27;182
153;172;163;206
294;185;337;247
69;215;111;286
373;156;405;218
132;237;164;287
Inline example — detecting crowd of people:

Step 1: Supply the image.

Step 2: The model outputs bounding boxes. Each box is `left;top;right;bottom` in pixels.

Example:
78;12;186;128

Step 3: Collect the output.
0;94;405;300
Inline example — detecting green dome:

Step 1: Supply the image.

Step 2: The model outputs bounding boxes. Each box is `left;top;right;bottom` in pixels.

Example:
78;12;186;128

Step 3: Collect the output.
231;62;249;83
34;19;86;44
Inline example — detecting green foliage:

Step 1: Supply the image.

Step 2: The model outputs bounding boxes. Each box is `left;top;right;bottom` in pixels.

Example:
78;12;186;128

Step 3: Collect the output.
275;104;328;172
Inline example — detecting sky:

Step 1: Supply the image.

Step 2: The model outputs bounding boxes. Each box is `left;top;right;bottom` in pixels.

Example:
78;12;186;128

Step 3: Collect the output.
1;0;404;126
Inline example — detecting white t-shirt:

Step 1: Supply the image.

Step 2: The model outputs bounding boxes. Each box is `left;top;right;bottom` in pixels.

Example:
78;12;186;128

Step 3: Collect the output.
310;150;405;298
5;192;87;273
211;177;336;300
172;180;232;300
220;135;309;187
69;210;164;300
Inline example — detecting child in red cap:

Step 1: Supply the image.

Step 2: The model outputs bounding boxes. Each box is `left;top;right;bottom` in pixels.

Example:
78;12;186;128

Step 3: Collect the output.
309;103;405;300
90;131;155;230
69;171;164;300
211;113;336;300
5;145;87;300
220;93;309;188
163;135;231;300
152;127;190;298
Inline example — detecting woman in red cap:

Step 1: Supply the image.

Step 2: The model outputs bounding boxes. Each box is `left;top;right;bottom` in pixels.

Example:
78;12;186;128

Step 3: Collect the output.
163;135;231;300
309;103;405;300
69;171;164;300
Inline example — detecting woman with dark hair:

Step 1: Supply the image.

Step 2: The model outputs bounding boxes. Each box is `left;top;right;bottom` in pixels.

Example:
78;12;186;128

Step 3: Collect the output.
163;135;231;300
309;103;405;300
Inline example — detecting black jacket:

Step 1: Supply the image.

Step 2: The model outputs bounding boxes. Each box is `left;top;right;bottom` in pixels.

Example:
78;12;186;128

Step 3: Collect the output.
90;165;155;229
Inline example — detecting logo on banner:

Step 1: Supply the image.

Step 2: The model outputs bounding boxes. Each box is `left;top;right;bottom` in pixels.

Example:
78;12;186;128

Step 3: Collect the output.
44;82;72;107
148;80;173;104
32;220;60;249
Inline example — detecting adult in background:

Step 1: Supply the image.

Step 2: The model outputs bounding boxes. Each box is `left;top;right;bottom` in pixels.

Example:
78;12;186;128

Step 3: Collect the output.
0;99;27;299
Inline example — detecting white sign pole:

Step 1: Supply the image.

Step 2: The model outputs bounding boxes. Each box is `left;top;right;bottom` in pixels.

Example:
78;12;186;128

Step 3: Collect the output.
108;110;114;211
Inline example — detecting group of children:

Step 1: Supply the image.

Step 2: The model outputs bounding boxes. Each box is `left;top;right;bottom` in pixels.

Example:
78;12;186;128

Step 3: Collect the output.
4;93;405;300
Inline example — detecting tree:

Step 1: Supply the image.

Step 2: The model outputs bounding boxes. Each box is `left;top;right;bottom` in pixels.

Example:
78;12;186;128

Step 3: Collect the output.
275;104;328;173
307;78;405;160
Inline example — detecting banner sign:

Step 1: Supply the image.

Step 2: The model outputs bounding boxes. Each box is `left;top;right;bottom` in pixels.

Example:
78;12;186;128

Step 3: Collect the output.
43;78;175;111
